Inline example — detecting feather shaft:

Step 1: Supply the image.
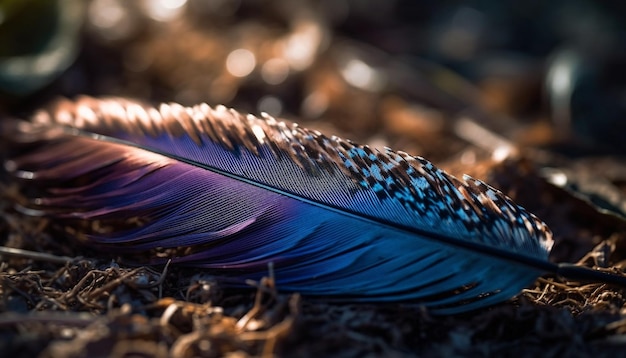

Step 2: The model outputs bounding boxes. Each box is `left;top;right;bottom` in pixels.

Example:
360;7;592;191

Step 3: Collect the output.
4;96;626;314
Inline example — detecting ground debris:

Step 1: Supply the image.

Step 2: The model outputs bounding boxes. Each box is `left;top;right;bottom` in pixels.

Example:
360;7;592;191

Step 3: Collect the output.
4;161;626;357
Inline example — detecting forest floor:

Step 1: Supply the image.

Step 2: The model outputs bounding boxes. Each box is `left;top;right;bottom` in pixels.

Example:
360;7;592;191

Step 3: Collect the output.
3;154;626;357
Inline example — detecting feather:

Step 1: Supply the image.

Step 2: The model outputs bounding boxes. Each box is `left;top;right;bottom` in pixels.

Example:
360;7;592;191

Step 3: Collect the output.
2;96;624;314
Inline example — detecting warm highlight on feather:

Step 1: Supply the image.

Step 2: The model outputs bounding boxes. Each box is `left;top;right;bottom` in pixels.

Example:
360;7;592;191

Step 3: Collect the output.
3;96;561;313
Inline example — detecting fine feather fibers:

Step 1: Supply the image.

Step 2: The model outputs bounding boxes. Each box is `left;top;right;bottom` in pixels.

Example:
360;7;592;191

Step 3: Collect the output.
3;96;556;314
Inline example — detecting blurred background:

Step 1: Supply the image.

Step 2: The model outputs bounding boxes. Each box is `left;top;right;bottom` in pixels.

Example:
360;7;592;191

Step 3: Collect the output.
1;0;626;161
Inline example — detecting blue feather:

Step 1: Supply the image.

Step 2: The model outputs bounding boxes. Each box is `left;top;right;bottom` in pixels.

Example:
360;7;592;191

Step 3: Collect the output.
3;96;623;314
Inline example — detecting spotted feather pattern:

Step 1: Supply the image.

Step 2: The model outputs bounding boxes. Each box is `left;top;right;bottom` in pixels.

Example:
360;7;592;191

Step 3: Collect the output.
29;97;553;254
4;96;563;313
